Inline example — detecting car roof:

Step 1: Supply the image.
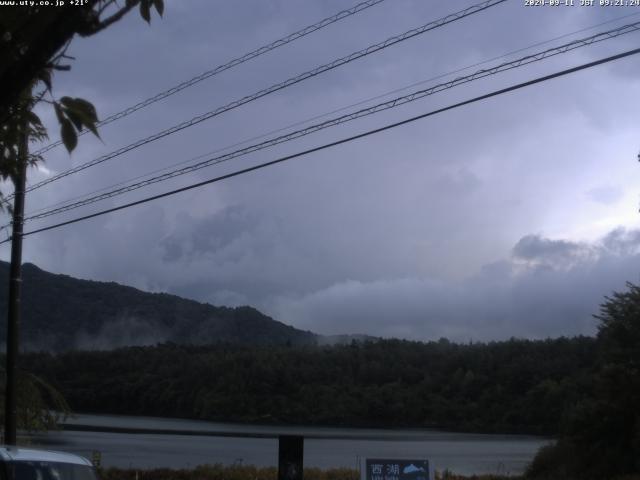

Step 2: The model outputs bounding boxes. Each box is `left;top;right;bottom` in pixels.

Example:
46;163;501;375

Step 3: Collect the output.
0;446;92;466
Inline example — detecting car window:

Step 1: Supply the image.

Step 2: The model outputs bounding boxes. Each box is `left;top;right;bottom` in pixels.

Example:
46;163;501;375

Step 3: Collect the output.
7;462;97;480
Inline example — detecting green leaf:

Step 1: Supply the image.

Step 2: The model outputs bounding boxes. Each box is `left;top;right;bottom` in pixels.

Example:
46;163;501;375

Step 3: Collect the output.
60;118;77;153
140;0;151;23
83;118;100;138
58;97;100;138
26;111;44;130
53;102;64;124
153;0;164;17
64;107;84;132
59;96;74;108
66;108;99;139
71;98;98;123
89;124;99;138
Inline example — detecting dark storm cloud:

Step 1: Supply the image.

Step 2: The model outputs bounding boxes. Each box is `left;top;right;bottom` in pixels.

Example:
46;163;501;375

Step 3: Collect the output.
3;0;640;342
512;234;593;266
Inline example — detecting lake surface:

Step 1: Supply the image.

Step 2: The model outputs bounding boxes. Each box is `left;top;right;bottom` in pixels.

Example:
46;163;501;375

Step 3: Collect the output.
30;414;550;476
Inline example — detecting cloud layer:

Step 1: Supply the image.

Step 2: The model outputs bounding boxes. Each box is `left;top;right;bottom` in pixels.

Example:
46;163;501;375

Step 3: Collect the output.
266;227;640;341
2;1;639;342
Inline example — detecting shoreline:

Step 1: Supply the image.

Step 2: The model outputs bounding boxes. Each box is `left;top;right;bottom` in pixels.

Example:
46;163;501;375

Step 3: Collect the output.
61;412;550;440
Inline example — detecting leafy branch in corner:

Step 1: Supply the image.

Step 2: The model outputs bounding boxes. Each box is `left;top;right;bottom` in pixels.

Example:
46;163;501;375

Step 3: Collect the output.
0;0;164;187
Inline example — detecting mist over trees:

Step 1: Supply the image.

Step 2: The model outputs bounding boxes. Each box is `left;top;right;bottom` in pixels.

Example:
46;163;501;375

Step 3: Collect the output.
0;268;635;478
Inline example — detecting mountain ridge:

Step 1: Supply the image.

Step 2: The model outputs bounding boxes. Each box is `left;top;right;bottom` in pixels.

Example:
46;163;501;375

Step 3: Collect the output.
0;261;320;351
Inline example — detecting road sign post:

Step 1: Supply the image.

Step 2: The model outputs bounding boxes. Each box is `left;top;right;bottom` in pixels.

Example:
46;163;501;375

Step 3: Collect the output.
278;435;304;480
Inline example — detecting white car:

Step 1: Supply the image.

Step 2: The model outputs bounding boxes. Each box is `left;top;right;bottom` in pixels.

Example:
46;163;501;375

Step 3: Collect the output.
0;446;97;480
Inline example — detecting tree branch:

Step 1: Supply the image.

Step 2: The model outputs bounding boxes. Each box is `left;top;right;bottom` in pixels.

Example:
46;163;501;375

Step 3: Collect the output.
97;0;118;16
81;1;139;36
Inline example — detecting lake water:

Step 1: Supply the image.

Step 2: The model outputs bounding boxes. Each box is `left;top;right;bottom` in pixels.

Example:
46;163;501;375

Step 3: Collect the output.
30;414;550;476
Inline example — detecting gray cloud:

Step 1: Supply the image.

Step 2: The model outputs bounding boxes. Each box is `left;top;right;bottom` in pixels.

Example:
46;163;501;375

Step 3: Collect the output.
161;206;264;263
2;1;640;344
511;234;595;268
601;226;640;256
266;227;640;341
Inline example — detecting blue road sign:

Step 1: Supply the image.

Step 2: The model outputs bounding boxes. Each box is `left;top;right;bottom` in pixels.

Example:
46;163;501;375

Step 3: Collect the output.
365;459;430;480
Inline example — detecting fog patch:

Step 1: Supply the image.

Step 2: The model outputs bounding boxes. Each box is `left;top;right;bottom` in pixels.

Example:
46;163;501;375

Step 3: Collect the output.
74;316;170;351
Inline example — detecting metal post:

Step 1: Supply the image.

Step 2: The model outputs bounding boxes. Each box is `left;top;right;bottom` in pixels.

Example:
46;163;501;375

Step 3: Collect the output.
3;115;28;445
278;435;304;480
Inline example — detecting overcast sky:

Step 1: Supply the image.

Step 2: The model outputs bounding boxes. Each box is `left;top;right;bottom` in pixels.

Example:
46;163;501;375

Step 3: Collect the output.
2;0;640;341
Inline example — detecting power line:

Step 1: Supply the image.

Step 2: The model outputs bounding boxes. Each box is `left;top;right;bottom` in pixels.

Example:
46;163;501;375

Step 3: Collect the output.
13;0;507;200
21;21;640;223
30;0;389;157
24;11;640;219
4;46;638;244
23;20;640;221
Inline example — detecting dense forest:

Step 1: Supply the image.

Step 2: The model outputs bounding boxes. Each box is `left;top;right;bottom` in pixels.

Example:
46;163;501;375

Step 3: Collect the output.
21;336;596;435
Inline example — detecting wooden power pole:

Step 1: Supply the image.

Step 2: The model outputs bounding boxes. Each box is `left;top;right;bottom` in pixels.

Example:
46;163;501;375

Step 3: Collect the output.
3;113;29;445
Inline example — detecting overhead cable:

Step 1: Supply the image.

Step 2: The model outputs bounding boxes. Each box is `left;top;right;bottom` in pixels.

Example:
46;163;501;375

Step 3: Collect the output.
22;21;640;223
4;45;639;243
24;10;640;219
13;0;507;199
30;0;389;157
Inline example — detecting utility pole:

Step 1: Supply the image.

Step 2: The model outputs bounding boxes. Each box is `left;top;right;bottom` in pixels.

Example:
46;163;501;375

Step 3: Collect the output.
3;109;29;445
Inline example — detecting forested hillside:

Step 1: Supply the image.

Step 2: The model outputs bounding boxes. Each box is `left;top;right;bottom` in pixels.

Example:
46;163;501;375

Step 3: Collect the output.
22;337;596;434
0;262;317;350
